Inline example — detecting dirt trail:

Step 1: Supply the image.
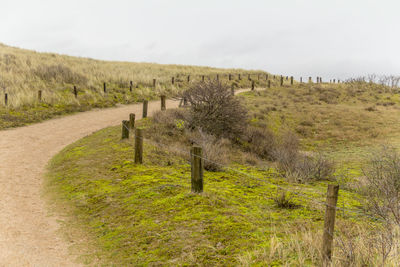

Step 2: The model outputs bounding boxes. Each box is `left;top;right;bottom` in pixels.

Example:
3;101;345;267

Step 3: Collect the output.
0;89;250;266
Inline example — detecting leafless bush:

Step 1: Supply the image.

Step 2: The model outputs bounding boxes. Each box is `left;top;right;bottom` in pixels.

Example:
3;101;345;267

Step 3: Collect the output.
189;130;229;172
273;132;334;183
273;191;299;209
243;126;276;160
182;80;248;140
34;64;88;84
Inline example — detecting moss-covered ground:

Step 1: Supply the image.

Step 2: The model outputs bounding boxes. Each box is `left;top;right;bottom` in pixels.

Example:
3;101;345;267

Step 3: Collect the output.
47;121;371;266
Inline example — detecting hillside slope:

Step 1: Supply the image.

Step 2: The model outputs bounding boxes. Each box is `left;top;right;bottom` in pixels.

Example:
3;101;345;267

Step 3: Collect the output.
0;43;270;129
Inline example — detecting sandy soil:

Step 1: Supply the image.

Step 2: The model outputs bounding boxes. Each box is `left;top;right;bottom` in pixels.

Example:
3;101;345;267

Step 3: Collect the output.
0;89;250;266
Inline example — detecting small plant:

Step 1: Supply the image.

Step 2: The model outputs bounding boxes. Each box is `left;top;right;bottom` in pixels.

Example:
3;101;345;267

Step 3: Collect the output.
273;191;299;209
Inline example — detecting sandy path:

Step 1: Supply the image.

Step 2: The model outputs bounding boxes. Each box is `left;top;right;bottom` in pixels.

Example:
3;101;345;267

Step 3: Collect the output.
0;89;250;266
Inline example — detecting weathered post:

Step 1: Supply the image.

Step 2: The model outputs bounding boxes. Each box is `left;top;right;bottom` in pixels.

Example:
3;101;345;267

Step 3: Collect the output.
216;74;219;81
130;81;133;92
290;76;294;85
73;86;78;98
268;80;271;88
38;90;42;101
202;75;205;82
231;84;235;96
257;74;260;80
103;82;106;93
134;128;143;164
4;93;7;106
142;100;148;118
172;77;175;85
153;79;156;88
333;79;336;83
248;74;251;80
322;184;339;263
266;74;269;80
229;74;232;81
191;146;204;193
300;77;303;83
286;76;288;81
280;76;284;86
161;95;166;111
309;77;312;83
187;75;190;82
238;74;241;80
121;120;129;139
251;80;255;90
129;113;135;129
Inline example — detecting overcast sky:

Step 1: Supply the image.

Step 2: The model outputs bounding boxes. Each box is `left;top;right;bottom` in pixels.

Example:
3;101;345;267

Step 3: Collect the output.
2;0;399;79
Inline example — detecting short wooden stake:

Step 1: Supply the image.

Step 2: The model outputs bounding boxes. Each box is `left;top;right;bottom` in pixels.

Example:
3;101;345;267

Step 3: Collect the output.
202;75;205;82
73;86;78;98
229;74;232;81
142;100;148;118
130;81;133;92
300;77;303;83
161;95;166;111
134;128;143;164
322;184;339;263
129;113;135;129
248;74;251;80
187;75;190;82
238;74;241;80
103;82;106;93
280;76;284;86
309;77;312;83
191;146;203;193
121;120;129;139
251;80;255;90
290;76;293;85
172;77;175;85
216;74;219;81
266;74;268;80
268;80;271;88
4;93;7;106
153;79;156;88
333;79;336;83
231;84;235;96
38;90;42;101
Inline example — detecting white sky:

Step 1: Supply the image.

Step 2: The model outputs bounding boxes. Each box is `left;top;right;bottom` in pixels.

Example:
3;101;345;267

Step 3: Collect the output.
2;0;399;79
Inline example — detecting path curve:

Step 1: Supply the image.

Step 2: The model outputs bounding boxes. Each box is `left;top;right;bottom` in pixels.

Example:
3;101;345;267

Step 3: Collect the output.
0;89;250;266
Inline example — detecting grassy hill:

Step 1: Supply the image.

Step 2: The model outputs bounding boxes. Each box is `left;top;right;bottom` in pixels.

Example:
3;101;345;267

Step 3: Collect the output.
47;81;400;266
0;43;271;129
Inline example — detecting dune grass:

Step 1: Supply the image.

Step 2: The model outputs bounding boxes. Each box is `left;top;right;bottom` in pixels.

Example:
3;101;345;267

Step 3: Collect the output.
0;43;276;129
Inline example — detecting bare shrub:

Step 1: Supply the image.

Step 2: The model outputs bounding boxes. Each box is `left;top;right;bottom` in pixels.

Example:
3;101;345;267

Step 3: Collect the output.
34;64;88;84
182;80;248;140
189;130;229;172
273;191;299;209
243;126;276;160
273;132;334;183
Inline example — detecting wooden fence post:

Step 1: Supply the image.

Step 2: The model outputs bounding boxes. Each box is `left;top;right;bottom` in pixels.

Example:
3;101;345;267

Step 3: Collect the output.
129;113;135;129
38;90;42;101
309;77;312;83
268;80;271;88
266;74;268;80
300;77;303;83
130;81;133;92
73;86;78;98
238;74;241;80
322;184;339;263
4;93;7;106
103;82;106;93
257;74;260;80
333;79;336;83
216;74;219;81
280;76;284;86
142;100;148;118
153;79;156;88
161;95;166;111
134;128;143;164
202;75;205;82
191;146;203;193
229;74;232;81
290;76;294;85
121;120;129;139
248;74;251;80
251;80;255;90
231;84;235;96
172;77;175;85
187;75;190;82
286;76;288;81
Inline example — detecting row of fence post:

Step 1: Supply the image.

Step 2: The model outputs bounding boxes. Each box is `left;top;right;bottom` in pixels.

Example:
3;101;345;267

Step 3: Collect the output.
119;92;339;263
